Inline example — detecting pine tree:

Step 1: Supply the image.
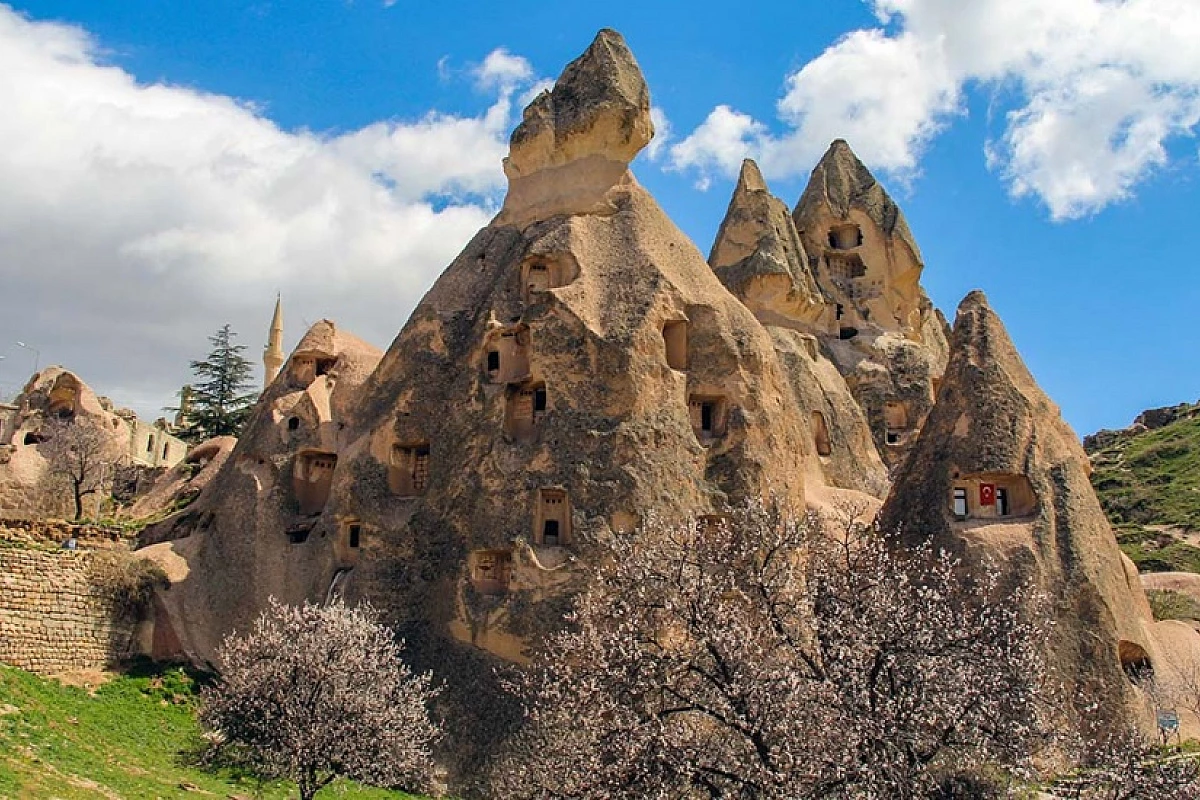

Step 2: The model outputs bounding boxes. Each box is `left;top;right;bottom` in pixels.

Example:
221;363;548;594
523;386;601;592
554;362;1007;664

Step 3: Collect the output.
179;324;257;442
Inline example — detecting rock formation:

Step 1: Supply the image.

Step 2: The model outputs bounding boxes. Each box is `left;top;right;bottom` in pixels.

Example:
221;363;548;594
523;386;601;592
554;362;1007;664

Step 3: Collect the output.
126;27;1200;784
140;320;382;662
880;291;1200;735
0;367;187;516
709;159;888;499
126;436;235;519
791;140;949;467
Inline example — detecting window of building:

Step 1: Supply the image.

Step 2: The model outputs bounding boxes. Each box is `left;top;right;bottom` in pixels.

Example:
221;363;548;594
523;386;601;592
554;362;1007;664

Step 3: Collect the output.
996;487;1010;517
389;442;430;497
348;524;361;549
294;451;338;515
506;382;546;440
688;395;727;441
288;417;300;430
162;442;170;459
486;350;500;373
147;435;155;454
952;487;968;518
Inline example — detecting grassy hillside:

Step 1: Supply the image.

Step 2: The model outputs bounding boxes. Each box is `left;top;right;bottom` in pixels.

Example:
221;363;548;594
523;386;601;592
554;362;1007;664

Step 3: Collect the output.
0;664;422;800
1087;404;1200;573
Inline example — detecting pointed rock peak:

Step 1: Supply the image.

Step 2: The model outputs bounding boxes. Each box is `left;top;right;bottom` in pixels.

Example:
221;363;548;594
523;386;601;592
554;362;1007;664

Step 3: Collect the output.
503;28;652;181
947;290;1040;395
793;139;915;250
708;156;824;325
735;158;767;194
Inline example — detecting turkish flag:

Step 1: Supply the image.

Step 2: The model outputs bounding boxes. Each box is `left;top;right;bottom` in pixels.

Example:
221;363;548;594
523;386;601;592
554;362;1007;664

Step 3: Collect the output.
979;483;996;506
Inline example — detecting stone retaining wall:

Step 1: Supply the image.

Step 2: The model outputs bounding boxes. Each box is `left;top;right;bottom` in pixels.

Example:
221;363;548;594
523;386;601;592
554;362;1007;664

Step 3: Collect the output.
0;547;136;673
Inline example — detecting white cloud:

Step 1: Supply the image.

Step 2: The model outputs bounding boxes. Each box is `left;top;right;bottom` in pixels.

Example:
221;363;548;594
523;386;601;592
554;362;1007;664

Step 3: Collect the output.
643;106;673;162
668;0;1200;219
0;6;535;417
472;48;534;93
669;106;765;189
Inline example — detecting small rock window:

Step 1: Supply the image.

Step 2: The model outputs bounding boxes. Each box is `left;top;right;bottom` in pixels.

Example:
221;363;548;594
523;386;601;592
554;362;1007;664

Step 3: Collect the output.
951;474;1038;520
486;350;500;373
839;327;859;341
663;320;688;371
1119;640;1153;684
535;488;571;546
294;451;338;515
828;224;863;250
506;382;547;440
489;327;531;384
348;523;361;549
389;442;430;497
688;395;727;442
287;417;300;431
471;549;512;595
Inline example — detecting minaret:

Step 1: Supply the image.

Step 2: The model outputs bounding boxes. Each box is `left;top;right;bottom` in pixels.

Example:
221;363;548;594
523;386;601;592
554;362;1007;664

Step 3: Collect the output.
263;295;284;389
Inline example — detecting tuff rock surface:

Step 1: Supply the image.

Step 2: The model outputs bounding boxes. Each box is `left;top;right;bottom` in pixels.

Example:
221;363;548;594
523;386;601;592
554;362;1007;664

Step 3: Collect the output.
881;291;1200;737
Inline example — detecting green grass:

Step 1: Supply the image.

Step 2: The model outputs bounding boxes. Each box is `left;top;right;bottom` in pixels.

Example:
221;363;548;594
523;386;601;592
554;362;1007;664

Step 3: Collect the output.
1090;413;1200;535
0;664;425;800
1115;524;1200;574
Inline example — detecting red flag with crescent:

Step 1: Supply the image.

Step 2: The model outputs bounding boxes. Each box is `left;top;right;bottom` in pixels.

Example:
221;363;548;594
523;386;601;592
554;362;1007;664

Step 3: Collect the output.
979;483;996;506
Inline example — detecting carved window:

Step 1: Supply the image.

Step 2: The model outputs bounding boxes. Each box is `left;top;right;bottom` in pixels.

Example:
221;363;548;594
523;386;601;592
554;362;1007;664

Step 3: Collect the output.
471;550;512;595
536;489;570;546
389;443;430;497
663;320;688;370
952;487;968;518
689;395;727;441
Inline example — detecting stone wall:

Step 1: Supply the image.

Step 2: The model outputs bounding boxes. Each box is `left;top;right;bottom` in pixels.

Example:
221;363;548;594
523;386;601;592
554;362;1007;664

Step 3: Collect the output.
0;547;137;674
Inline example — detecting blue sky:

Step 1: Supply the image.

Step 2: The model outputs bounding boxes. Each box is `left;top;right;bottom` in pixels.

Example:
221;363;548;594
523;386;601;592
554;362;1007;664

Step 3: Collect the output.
0;0;1197;436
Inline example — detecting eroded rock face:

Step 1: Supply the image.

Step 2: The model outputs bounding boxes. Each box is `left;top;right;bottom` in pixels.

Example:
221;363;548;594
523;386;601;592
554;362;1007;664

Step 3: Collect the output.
791;141;949;467
126;436;236;519
140;321;382;663
709;159;888;499
498;29;654;228
880;291;1190;736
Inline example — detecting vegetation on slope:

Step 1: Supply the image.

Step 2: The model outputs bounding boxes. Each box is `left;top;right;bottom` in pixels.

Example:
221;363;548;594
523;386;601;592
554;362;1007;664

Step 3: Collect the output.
1087;403;1200;573
0;663;422;799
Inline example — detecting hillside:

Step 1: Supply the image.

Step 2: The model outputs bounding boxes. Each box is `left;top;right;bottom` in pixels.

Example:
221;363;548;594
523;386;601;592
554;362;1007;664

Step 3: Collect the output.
1086;402;1200;573
0;664;421;799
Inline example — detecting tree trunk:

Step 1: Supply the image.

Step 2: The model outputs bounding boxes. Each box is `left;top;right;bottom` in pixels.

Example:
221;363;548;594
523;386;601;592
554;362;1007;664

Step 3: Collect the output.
72;483;83;520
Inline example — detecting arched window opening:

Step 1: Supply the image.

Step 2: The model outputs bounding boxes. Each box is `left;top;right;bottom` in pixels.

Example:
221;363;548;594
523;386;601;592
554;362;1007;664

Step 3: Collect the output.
1119;640;1154;684
812;411;832;457
287;417;300;431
